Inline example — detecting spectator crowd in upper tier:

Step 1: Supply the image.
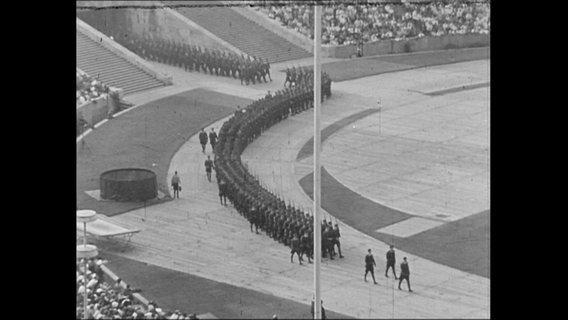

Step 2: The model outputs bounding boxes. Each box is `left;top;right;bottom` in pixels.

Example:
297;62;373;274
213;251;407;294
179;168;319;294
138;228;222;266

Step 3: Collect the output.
257;0;490;45
77;71;111;106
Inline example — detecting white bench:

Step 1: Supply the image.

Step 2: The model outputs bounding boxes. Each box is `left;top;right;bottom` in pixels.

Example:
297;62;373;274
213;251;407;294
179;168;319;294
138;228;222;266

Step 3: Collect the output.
77;218;140;244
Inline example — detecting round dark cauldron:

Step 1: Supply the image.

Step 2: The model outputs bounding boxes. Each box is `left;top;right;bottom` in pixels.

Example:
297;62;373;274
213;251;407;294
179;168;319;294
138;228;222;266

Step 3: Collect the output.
100;168;157;202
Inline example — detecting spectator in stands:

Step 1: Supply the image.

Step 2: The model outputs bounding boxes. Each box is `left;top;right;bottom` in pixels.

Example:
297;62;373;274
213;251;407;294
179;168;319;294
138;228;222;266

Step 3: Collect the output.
260;0;489;45
77;257;197;319
77;71;111;106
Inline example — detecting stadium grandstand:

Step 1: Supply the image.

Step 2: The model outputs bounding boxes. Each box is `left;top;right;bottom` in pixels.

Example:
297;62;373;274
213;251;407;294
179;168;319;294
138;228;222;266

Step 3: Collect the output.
77;0;490;318
257;0;490;44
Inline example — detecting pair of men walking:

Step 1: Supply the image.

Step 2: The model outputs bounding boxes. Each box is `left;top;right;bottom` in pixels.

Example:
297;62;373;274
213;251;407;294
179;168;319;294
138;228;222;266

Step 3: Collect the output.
199;128;217;153
364;246;412;292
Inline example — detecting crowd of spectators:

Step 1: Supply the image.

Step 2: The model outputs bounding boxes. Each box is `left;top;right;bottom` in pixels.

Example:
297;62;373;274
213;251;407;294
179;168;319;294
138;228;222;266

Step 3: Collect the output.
76;257;200;319
257;0;490;45
77;70;111;106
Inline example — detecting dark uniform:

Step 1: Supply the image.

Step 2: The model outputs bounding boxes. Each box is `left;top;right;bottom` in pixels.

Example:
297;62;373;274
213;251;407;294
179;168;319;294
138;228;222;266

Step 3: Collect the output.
385;246;398;279
210;76;334;266
310;300;327;320
199;129;208;153
218;179;227;205
290;234;302;264
209;129;218;152
331;224;344;258
205;156;214;182
364;249;378;284
322;227;334;260
284;67;292;87
398;258;412;292
300;233;312;263
249;206;259;234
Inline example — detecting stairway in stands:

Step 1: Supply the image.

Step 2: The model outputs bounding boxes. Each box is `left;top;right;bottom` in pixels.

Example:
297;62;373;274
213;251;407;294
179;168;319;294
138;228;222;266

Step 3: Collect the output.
166;0;311;63
77;29;167;96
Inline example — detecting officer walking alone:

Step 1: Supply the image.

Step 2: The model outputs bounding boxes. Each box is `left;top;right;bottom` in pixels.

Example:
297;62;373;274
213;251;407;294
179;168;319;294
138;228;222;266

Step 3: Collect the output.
364;249;378;284
218;179;227;206
171;171;181;199
398;257;413;292
205;155;214;182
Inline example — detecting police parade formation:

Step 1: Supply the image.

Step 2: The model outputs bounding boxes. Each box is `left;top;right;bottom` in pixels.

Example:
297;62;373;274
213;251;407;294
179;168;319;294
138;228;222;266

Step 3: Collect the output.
214;69;339;264
120;34;273;85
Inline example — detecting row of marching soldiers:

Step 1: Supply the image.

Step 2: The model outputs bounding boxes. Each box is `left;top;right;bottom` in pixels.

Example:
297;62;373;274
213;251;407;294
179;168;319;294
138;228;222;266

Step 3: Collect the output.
284;66;332;100
117;33;272;85
213;72;340;265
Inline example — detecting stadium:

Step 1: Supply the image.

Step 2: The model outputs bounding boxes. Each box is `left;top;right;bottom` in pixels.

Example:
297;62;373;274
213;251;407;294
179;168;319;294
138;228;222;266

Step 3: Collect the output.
76;0;490;318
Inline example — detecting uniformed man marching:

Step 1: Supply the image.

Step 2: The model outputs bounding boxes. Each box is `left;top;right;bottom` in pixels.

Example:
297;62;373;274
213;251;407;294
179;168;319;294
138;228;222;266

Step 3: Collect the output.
385;245;398;279
398;257;413;292
331;224;344;258
290;234;303;265
199;128;208;153
364;249;378;284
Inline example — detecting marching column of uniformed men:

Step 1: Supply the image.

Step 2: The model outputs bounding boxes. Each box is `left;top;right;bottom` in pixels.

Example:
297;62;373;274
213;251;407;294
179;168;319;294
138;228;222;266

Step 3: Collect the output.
210;75;341;265
284;66;332;102
116;33;272;85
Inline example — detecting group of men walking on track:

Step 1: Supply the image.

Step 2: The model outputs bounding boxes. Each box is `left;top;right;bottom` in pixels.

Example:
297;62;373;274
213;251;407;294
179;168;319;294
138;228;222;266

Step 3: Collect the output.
284;66;332;100
365;246;413;291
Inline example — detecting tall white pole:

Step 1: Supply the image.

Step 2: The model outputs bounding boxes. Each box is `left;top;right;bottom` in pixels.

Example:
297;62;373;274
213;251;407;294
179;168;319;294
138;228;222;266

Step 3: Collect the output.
313;2;322;319
83;222;88;320
83;222;88;319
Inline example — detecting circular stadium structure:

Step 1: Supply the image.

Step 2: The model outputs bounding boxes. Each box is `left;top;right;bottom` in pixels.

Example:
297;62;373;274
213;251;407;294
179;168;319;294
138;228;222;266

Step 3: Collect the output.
100;168;157;202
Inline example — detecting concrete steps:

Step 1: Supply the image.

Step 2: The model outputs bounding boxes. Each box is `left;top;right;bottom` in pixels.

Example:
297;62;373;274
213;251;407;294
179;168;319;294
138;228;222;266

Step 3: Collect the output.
77;29;167;95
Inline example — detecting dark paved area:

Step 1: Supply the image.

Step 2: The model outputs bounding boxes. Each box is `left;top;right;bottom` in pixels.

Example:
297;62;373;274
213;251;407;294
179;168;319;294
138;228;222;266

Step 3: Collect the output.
300;167;413;231
303;47;489;82
296;108;380;161
375;210;490;278
299;168;490;278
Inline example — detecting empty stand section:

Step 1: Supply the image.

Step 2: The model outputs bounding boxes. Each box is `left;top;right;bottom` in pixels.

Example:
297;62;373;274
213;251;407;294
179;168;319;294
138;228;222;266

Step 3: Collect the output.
166;0;311;63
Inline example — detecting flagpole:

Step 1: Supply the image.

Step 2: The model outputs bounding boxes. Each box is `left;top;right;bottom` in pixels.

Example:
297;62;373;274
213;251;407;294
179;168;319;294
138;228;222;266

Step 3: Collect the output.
313;2;322;319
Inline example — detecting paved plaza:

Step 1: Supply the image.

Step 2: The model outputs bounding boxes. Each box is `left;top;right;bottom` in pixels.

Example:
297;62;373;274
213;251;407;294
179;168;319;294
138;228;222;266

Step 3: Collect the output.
78;54;490;318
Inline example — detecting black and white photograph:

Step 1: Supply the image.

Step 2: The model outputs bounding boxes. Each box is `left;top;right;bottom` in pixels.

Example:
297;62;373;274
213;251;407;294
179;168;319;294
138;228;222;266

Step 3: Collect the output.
76;0;490;318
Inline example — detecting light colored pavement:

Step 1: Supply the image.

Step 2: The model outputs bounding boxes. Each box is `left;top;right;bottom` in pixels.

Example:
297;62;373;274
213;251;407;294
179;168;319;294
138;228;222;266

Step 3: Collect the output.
88;59;489;318
296;60;490;224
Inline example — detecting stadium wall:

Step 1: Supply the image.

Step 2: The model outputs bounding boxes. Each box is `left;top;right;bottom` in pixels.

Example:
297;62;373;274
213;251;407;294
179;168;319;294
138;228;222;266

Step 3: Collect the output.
323;33;490;58
77;87;123;130
77;3;243;55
